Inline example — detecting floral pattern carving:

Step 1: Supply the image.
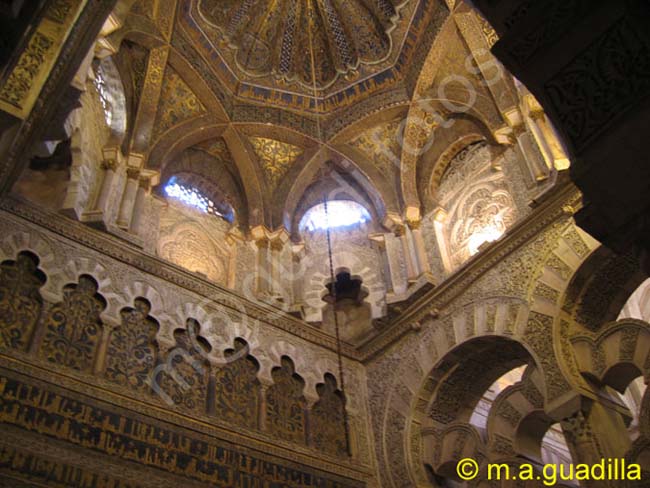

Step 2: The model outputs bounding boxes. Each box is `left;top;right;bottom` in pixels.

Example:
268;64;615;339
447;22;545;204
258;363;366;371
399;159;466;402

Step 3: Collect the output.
213;338;261;430
310;374;348;457
39;275;106;372
0;32;54;110
0;252;45;351
157;319;211;411
265;357;306;444
105;298;159;393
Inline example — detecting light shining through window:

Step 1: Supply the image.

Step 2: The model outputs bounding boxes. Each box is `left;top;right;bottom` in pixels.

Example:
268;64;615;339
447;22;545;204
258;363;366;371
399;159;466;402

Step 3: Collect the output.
467;215;506;256
93;65;113;126
300;201;370;231
164;177;222;217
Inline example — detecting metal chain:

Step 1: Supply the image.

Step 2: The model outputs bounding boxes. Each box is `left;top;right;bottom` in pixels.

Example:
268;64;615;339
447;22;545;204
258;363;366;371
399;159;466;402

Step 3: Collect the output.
323;196;352;457
310;16;351;456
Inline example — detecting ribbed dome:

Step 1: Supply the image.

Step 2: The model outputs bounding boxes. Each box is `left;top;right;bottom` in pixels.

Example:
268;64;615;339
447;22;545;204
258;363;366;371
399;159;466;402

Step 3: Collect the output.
197;0;407;89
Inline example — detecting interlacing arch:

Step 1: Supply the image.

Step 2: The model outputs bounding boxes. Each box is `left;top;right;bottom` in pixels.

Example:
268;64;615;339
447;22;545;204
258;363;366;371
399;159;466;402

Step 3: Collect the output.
378;219;650;487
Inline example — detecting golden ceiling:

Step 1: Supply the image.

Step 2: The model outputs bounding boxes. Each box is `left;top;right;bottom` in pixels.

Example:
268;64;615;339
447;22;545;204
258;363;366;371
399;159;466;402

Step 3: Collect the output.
195;0;406;91
179;0;443;113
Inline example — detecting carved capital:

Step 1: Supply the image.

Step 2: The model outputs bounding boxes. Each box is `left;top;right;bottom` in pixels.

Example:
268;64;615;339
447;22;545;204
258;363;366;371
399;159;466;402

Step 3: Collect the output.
270;239;284;252
101;159;118;171
511;123;527;138
529;109;546;122
138;177;151;191
406;219;421;231
255;238;269;249
126;168;141;180
562;410;592;444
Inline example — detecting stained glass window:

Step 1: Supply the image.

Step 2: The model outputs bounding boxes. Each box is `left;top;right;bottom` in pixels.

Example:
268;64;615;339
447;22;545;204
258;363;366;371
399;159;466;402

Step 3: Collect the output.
300;201;370;231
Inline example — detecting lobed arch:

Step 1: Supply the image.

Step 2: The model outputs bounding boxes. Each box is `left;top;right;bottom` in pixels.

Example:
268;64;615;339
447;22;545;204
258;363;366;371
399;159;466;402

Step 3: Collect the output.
561;246;647;333
0;245;353;414
571;319;650;391
375;219;615;487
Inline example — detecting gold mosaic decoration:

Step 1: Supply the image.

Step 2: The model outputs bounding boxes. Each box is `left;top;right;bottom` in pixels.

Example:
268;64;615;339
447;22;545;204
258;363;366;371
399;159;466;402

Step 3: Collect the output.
196;138;233;163
152;66;205;140
249;137;303;188
350;119;402;177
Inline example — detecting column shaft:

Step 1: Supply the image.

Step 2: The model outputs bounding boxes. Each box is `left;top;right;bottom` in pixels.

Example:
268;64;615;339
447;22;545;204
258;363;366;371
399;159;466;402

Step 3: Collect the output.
116;169;140;228
95;160;117;213
129;179;149;234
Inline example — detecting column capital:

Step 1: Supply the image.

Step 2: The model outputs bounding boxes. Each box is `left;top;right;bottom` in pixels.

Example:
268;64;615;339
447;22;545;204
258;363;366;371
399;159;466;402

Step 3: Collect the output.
394;224;406;238
138;177;151;190
406;218;422;231
528;109;546;122
511;123;527;138
126;167;141;180
255;237;269;249
101;158;118;171
270;239;284;252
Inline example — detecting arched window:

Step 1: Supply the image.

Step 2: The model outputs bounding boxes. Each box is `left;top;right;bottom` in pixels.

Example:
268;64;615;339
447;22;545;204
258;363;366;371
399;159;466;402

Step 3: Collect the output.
299;200;370;232
164;176;224;218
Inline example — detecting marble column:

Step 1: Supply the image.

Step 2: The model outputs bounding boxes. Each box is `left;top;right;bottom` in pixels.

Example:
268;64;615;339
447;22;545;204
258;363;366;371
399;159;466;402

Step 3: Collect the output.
512;123;549;183
93;323;116;375
407;219;430;275
129;177;149;235
530;109;570;171
259;381;271;432
396;224;418;282
256;238;270;296
385;233;408;294
116;168;140;229
269;238;283;298
94;158;117;213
